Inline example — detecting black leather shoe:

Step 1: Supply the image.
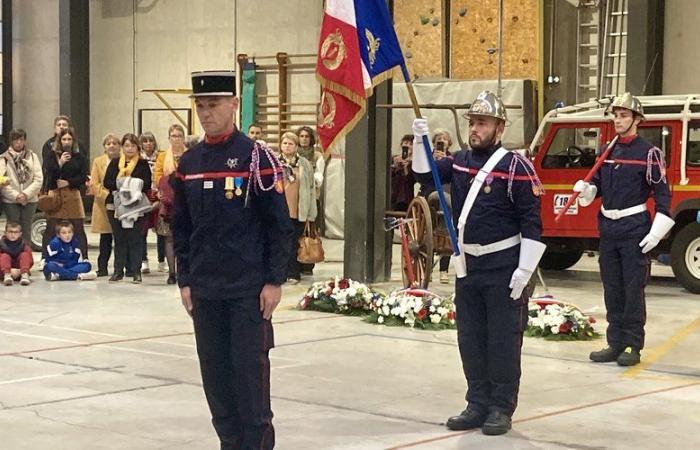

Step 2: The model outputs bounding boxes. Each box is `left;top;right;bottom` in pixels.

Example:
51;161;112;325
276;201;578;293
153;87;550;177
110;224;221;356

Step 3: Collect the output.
446;407;487;430
590;346;623;363
109;273;123;282
616;347;641;366
482;411;512;436
132;274;142;284
166;274;177;285
96;270;109;277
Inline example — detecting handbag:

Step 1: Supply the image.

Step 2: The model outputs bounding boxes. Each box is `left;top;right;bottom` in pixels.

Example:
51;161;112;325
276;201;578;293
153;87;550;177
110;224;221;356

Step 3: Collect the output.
297;221;325;264
37;189;62;213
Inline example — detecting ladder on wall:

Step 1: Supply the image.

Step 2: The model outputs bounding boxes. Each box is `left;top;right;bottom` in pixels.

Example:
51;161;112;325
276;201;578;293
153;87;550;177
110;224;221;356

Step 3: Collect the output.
575;0;601;103
599;0;628;98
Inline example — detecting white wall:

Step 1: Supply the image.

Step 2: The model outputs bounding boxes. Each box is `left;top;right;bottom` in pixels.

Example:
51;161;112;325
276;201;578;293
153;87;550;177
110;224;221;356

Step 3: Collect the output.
12;0;60;153
663;0;700;94
89;0;322;155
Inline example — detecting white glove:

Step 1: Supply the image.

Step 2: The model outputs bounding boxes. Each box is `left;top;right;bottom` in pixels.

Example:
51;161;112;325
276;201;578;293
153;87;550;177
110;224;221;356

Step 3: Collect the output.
412;118;429;138
573;180;597;207
509;268;533;300
639;213;675;253
451;253;467;279
313;172;323;187
411;118;431;174
509;238;547;299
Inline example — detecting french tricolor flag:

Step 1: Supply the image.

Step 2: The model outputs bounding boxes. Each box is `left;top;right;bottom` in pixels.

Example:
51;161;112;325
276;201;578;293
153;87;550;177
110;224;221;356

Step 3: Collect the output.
316;0;406;152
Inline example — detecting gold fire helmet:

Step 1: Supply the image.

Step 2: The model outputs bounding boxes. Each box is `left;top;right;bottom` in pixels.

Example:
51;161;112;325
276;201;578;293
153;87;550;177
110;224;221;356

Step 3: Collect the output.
464;90;508;122
606;92;645;120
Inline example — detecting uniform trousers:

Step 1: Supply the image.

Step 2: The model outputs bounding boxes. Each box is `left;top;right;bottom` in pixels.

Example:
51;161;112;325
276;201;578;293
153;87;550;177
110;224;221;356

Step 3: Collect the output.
599;236;649;350
192;295;275;450
454;266;527;416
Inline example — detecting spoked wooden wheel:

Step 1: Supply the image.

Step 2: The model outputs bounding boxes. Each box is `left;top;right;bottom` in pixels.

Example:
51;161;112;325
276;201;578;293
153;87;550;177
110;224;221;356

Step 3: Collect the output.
402;197;434;289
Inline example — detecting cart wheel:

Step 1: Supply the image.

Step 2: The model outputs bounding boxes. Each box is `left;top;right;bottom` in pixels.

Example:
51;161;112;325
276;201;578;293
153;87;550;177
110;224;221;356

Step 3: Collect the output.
402;197;434;289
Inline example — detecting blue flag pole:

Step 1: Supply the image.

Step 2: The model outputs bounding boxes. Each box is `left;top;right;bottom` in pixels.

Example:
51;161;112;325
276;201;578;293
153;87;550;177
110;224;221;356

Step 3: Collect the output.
398;63;461;257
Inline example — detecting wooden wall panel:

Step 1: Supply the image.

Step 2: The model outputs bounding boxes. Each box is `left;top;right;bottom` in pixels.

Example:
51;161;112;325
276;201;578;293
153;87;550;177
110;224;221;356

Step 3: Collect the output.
450;0;539;80
393;0;444;79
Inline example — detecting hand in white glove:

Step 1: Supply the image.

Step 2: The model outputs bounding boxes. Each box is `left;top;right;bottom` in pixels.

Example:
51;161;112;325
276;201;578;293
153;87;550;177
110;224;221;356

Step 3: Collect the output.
573;180;597;207
412;118;429;139
509;268;533;299
411;118;431;174
639;213;675;253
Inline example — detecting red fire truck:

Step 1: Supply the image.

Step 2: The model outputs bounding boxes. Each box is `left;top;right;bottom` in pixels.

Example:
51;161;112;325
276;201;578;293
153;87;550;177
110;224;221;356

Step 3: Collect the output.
529;95;700;293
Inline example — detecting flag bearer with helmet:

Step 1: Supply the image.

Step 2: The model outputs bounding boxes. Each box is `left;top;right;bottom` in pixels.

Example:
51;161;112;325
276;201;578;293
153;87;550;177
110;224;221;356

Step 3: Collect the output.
412;90;545;435
574;92;673;367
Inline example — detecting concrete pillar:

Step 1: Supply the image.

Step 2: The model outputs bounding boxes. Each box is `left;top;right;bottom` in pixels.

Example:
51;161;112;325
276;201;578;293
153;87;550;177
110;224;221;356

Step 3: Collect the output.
343;81;393;282
626;0;664;95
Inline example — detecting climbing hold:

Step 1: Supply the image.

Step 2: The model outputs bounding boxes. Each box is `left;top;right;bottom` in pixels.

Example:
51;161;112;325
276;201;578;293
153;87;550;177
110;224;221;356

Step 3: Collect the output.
459;7;467;17
432;17;440;26
420;15;429;25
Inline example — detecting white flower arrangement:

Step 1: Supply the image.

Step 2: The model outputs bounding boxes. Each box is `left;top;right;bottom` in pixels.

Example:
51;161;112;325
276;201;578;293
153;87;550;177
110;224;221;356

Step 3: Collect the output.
365;289;456;330
526;298;598;341
298;277;379;314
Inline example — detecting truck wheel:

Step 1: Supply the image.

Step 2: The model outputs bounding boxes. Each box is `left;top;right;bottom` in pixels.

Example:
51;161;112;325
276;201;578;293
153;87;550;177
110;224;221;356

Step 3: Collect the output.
30;212;46;252
539;248;584;270
670;222;700;294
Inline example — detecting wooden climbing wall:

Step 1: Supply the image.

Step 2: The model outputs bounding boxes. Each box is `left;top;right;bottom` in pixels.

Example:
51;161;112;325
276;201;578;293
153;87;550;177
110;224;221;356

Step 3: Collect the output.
393;0;539;81
393;0;444;79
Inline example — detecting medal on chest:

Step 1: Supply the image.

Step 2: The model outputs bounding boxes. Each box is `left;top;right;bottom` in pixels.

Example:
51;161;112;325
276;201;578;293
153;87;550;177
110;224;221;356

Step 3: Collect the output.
224;177;234;199
483;175;493;194
234;177;244;196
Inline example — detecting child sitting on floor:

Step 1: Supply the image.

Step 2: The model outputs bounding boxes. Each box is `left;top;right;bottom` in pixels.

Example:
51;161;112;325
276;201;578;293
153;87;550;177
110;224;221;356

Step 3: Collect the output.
44;221;96;281
0;221;34;286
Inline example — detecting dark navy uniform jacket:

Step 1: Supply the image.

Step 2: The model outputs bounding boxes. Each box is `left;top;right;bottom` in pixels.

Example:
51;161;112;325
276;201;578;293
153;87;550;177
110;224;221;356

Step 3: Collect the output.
416;143;542;272
172;130;293;300
591;135;671;239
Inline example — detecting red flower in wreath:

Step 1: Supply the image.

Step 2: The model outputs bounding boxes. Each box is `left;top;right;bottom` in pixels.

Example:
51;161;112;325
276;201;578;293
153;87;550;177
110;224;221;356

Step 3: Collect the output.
559;321;572;334
588;316;597;324
339;279;350;289
416;309;428;320
447;311;456;321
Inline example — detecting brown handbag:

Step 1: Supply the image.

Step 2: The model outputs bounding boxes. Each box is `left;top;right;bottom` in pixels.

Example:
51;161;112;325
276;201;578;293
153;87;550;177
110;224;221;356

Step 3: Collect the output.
37;189;63;213
297;221;325;264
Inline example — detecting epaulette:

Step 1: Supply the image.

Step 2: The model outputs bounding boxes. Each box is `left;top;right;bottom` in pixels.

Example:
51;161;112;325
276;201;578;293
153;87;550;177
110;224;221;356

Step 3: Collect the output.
507;151;545;200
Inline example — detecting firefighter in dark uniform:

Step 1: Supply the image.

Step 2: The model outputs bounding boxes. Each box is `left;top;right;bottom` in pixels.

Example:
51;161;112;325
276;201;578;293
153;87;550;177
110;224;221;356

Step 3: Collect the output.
172;71;293;450
574;93;673;367
412;91;545;435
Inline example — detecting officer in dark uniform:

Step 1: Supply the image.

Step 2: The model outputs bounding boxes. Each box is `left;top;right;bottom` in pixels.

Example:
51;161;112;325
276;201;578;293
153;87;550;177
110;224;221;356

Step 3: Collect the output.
172;71;293;450
574;93;673;367
412;91;545;435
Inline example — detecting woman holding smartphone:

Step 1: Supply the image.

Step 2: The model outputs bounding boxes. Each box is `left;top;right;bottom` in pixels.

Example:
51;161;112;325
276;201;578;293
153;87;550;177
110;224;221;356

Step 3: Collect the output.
41;127;90;259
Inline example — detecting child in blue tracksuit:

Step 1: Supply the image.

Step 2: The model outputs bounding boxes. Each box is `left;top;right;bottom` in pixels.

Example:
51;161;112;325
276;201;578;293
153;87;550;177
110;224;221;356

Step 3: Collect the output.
44;221;96;281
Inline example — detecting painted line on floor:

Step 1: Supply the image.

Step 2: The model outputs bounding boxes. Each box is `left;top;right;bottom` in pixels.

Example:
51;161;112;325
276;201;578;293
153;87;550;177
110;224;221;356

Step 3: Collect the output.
0;318;126;338
0;372;86;386
275;333;366;348
386;381;700;449
623;314;700;379
2;381;181;410
0;331;194;357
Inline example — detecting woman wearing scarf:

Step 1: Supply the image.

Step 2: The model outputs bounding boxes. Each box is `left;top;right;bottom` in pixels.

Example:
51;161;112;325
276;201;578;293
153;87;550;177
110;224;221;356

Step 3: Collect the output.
90;133;121;276
41;127;89;259
104;133;152;284
0;129;44;239
279;131;316;284
139;131;161;274
154;124;189;285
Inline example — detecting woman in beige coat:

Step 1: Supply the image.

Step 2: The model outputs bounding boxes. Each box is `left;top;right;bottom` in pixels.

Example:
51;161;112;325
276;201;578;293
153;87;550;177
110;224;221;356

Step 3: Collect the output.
0;129;44;239
90;134;121;276
278;131;316;284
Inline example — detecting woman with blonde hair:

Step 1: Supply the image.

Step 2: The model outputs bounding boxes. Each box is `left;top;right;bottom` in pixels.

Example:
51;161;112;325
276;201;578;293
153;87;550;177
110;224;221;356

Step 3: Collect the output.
278;131;316;284
154;124;188;284
90;133;121;276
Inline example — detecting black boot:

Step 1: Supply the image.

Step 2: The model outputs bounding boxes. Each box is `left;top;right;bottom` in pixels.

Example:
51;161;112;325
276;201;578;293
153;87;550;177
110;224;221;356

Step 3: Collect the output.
482;411;512;436
589;346;623;363
132;273;142;284
616;347;641;366
166;273;177;285
446;407;487;430
109;273;124;283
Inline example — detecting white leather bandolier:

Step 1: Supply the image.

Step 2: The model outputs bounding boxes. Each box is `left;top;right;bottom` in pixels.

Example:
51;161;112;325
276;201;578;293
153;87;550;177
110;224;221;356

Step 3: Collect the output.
600;203;647;220
451;148;516;278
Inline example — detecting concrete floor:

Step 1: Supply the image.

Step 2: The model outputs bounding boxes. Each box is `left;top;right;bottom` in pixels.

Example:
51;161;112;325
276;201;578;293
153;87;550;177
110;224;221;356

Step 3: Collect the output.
1;233;700;449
